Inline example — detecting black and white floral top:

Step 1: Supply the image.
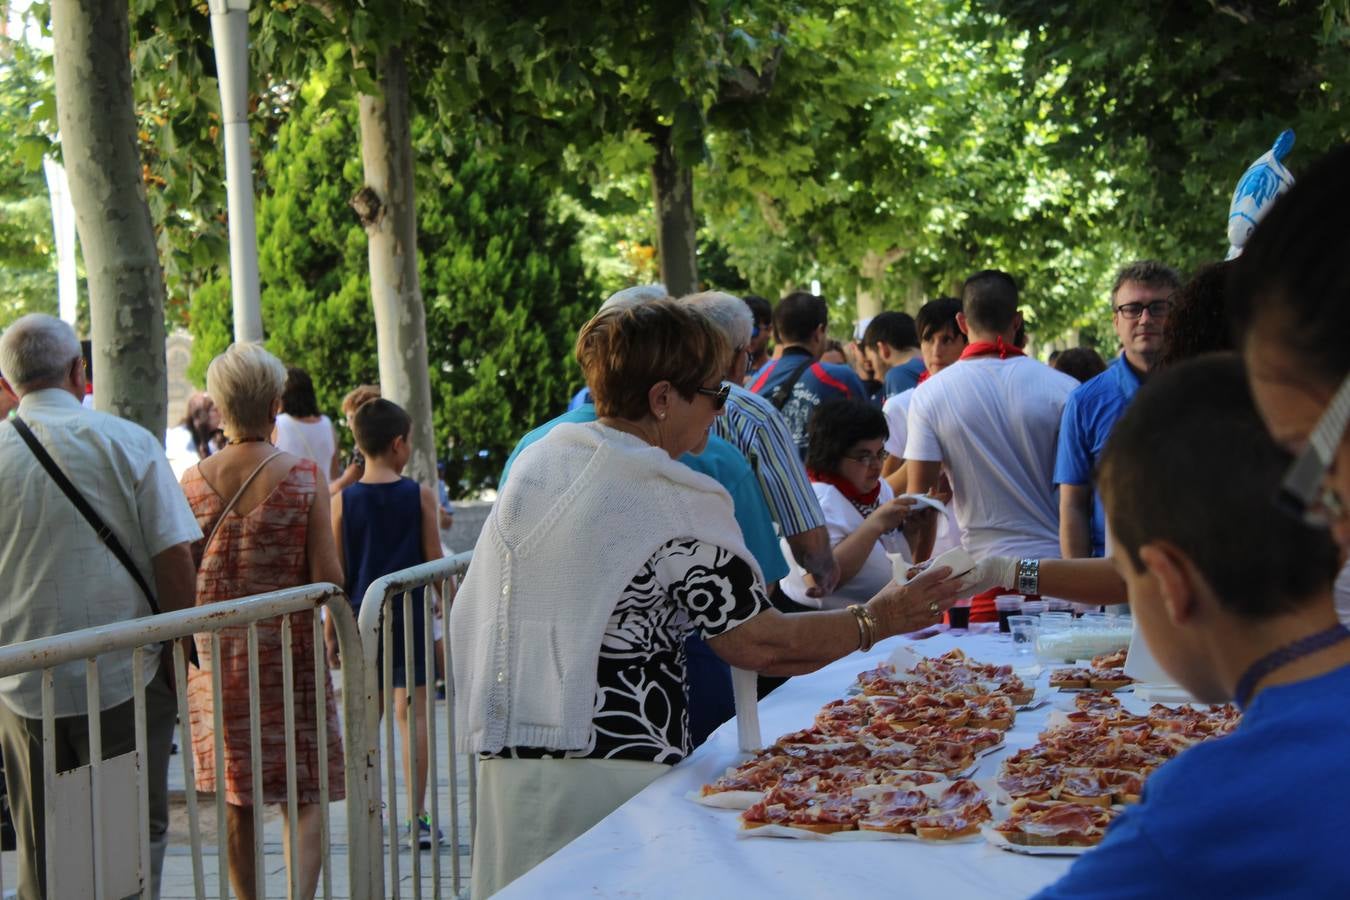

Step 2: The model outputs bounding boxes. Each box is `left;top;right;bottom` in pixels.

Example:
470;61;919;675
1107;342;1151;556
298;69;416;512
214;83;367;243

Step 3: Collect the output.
488;538;769;764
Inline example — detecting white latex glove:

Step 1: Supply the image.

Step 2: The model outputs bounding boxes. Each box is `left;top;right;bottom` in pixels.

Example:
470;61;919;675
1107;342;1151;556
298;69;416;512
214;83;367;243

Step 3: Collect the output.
953;555;1019;598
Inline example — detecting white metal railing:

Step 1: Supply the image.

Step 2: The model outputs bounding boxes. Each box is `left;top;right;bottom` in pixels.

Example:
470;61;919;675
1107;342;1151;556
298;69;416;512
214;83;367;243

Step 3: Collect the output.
357;551;474;899
0;583;378;900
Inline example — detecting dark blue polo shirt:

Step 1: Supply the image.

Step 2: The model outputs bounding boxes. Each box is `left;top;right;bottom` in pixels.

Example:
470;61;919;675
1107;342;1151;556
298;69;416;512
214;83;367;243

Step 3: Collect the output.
749;348;868;455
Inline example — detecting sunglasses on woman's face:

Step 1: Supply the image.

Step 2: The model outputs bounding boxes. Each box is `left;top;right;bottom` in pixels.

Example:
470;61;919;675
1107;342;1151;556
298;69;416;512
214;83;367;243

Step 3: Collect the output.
696;382;731;410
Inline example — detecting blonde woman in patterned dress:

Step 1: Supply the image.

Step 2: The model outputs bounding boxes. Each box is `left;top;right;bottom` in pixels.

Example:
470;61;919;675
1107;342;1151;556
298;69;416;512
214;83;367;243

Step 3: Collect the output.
180;343;345;900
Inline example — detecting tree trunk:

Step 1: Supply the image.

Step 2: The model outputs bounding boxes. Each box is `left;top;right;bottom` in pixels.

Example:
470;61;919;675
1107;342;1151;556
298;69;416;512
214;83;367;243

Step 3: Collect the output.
650;129;698;297
355;48;437;488
855;247;907;323
50;0;168;437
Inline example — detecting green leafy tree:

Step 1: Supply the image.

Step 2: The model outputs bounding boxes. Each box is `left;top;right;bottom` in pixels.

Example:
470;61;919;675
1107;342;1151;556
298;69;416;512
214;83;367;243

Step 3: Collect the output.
981;0;1350;271
702;0;1130;340
0;36;60;327
190;92;598;495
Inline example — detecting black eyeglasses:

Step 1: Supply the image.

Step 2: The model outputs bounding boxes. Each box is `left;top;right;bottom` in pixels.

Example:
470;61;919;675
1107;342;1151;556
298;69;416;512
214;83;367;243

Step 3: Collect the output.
843;448;890;466
1281;370;1350;524
1113;300;1172;320
696;382;731;410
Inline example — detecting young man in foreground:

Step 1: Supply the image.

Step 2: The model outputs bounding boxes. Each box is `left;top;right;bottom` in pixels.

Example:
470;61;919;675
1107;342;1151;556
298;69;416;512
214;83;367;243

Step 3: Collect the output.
1036;354;1349;898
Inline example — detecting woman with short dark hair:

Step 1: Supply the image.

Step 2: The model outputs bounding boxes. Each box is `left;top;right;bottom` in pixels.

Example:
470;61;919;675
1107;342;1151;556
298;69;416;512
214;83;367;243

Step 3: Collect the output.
452;301;962;898
779;399;933;610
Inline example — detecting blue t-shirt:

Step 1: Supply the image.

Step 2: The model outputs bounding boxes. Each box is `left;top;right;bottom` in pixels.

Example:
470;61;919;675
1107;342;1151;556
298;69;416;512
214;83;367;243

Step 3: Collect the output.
500;405;789;585
749;349;869;455
1052;354;1142;556
884;356;926;399
1036;662;1350;899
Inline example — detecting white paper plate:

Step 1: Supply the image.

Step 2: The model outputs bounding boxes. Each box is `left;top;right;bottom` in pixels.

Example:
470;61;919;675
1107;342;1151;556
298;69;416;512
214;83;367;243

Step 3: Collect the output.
981;825;1095;856
687;789;764;810
739;823;984;843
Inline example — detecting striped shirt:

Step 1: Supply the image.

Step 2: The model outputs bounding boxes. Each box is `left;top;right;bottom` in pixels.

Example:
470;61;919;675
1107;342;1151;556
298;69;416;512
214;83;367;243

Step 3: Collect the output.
714;385;825;537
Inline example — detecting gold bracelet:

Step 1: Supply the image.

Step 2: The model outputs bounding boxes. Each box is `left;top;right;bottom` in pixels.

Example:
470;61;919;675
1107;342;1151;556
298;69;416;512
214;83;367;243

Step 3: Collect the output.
859;604;879;649
847;604;875;652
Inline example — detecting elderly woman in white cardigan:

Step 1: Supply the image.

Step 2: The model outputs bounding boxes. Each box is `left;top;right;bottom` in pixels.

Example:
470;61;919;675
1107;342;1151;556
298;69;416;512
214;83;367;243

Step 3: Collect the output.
452;300;963;897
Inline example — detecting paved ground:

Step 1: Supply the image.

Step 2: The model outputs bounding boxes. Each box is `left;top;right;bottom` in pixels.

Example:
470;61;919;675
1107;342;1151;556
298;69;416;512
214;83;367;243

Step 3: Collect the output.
1;686;476;899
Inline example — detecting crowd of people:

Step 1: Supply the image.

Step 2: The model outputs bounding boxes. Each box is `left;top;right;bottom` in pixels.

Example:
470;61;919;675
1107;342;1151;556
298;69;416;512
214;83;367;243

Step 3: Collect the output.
453;142;1350;898
2;140;1350;899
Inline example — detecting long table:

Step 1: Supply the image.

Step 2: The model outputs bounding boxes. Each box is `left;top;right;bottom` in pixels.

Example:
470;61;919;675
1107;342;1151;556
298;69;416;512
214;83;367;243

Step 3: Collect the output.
497;627;1095;899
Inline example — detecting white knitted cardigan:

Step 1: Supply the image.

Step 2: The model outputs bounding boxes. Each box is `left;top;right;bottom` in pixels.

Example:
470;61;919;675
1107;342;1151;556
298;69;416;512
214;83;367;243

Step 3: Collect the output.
451;421;762;754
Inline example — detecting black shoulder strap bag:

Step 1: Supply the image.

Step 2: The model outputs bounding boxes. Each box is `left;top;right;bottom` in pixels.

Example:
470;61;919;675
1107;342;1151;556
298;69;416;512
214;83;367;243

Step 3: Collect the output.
769;357;813;411
11;415;197;666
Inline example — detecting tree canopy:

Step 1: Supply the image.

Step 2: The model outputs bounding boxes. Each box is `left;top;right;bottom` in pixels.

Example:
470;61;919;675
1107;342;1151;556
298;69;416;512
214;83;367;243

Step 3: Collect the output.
6;0;1349;463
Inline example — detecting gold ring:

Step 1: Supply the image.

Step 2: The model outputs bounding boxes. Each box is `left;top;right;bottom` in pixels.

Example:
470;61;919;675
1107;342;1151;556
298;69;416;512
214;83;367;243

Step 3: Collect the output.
929;600;940;617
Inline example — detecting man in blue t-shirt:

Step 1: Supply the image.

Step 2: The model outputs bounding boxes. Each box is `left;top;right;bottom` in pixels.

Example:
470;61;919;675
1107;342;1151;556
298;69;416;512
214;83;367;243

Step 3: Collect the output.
749;291;867;456
1036;356;1350;899
861;311;925;400
1054;261;1180;557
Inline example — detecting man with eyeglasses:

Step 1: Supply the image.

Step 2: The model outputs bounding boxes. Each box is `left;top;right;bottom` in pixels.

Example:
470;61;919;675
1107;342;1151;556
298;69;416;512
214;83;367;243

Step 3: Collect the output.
1054;261;1182;559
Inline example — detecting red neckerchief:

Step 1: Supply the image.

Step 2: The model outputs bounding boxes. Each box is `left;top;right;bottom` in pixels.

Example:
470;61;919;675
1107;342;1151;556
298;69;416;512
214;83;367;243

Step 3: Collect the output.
808;467;881;517
917;369;932;384
960;336;1025;360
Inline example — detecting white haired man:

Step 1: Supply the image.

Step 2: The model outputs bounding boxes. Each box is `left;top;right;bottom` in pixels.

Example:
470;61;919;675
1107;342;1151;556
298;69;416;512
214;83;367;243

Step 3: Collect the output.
0;314;201;899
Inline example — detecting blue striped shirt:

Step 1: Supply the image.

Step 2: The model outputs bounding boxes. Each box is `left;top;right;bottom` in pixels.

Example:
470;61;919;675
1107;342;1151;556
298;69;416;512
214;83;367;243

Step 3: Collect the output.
714;385;825;537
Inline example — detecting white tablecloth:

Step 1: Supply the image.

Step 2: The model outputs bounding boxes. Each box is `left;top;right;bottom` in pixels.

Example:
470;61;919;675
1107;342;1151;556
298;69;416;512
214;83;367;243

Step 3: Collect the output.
497;628;1084;899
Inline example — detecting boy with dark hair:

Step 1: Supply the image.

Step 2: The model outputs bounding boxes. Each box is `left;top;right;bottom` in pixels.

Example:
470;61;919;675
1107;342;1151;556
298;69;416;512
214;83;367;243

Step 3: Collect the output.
881;297;965;483
879;298;967;557
751;291;867;455
332;398;445;849
862;311;925;399
1036;354;1349;898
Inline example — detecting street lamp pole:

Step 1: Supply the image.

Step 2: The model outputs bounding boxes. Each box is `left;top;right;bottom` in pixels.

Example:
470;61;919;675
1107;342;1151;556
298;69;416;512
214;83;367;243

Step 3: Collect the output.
208;0;264;343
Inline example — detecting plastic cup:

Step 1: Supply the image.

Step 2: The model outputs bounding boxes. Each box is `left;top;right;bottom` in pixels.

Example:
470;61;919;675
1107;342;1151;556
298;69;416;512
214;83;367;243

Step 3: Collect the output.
1008;615;1037;654
1075;612;1109;629
995;594;1022;633
948;606;971;629
1021;600;1046;616
1038;611;1073;634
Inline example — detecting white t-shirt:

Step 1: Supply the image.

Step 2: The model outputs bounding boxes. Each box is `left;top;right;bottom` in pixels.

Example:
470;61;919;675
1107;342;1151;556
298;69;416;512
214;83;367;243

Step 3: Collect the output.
905;356;1077;560
780;480;911;611
884;389;979;560
274;413;336;475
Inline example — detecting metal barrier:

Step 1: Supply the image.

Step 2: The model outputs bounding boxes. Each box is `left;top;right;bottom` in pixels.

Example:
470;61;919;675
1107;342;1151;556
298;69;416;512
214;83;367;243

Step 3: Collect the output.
357;551;475;900
0;584;378;900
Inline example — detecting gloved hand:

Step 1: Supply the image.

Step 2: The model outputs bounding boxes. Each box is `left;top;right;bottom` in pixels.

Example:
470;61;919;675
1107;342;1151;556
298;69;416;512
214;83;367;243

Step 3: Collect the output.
953;555;1019;598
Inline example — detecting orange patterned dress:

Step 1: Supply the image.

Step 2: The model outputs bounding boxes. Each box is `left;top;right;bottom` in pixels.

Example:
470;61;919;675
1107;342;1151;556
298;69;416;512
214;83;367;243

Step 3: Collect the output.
181;458;345;806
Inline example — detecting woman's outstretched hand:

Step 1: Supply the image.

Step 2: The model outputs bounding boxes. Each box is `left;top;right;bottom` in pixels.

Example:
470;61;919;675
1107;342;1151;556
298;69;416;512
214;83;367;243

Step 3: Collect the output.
866;563;963;638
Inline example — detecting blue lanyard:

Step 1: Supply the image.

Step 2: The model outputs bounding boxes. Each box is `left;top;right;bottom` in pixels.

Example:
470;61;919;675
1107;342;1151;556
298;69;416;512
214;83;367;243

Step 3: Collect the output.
1234;623;1350;709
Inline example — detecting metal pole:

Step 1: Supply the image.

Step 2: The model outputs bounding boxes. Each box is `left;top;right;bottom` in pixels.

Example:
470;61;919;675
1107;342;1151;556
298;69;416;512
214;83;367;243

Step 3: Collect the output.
207;0;264;344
